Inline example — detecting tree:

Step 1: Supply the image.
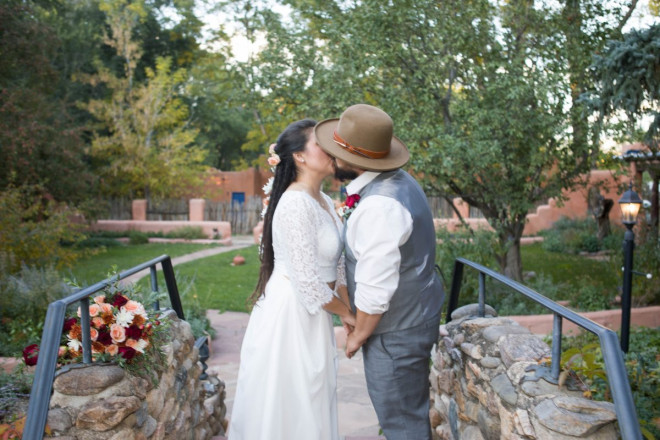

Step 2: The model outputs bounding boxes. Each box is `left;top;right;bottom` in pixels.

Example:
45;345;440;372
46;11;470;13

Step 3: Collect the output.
230;0;640;280
83;0;207;200
0;1;95;206
583;23;660;240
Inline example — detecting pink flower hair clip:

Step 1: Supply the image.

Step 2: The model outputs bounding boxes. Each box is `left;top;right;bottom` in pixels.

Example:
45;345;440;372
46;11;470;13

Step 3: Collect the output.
267;143;280;168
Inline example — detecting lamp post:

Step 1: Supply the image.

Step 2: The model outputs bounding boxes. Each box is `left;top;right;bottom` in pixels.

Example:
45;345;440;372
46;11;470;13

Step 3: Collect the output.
618;182;642;353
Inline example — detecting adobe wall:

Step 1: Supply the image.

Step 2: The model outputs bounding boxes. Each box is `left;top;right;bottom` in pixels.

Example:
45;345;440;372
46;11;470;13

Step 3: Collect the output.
433;170;626;235
45;311;227;440
430;304;619;440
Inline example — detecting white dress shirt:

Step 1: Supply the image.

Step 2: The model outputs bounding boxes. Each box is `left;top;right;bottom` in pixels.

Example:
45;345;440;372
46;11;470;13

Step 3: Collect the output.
345;171;413;314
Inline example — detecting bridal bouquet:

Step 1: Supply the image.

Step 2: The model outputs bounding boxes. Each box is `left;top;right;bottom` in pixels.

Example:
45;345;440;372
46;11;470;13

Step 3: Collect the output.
23;272;169;384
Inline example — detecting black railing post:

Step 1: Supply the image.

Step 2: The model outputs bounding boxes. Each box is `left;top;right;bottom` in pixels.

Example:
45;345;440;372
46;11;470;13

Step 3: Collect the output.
80;297;92;364
446;260;464;323
162;258;185;320
478;272;486;317
551;313;562;380
150;266;160;310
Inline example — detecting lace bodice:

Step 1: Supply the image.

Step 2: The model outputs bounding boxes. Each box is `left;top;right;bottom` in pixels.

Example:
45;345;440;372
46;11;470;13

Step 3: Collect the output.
271;190;346;314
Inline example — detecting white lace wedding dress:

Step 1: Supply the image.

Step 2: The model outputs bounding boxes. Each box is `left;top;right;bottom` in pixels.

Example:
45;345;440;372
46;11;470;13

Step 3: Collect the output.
227;190;345;440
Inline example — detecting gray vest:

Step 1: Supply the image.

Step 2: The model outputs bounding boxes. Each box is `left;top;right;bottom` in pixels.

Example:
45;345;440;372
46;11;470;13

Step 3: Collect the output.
345;169;444;334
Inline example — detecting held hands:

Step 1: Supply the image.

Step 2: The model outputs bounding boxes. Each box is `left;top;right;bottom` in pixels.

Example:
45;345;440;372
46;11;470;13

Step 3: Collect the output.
345;332;365;359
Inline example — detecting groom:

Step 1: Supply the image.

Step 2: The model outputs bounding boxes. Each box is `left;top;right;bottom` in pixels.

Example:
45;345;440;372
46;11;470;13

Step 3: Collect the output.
315;104;444;439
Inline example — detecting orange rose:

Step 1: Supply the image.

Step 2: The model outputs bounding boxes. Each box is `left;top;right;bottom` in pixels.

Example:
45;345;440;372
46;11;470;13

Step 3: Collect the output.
123;300;141;313
88;304;100;317
90;327;98;341
92;317;105;328
93;295;106;305
110;324;126;343
106;344;119;356
100;303;113;314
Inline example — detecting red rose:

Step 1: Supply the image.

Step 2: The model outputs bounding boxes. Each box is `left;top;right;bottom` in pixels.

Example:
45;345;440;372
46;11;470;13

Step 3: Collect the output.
97;330;112;345
125;325;143;339
112;294;129;308
118;346;137;360
22;344;39;366
345;194;361;208
63;317;77;333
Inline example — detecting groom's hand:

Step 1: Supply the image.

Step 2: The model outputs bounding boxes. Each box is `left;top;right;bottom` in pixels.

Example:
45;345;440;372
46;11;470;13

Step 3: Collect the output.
345;332;364;359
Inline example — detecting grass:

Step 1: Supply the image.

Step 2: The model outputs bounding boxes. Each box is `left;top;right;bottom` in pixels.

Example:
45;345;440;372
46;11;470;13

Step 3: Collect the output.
521;242;618;291
138;245;260;313
65;243;224;287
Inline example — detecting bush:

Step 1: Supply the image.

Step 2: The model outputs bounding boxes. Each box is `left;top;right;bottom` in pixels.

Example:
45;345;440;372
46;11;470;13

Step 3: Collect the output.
74;237;124;249
0;366;34;434
0;185;85;274
164;226;207;240
128;231;149;245
572;283;613;311
0;266;72;357
541;217;604;254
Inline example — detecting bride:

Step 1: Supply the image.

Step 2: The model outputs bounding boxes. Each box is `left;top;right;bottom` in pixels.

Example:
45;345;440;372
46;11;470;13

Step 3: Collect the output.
227;119;355;440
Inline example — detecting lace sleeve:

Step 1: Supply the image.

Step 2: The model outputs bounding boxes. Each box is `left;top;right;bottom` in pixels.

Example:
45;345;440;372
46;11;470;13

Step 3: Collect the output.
277;193;334;314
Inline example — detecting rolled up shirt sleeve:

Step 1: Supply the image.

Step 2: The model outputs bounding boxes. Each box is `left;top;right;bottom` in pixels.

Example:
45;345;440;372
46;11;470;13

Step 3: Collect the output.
347;195;413;314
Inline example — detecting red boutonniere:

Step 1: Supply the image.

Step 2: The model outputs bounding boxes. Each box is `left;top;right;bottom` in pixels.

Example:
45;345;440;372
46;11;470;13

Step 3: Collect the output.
338;194;361;219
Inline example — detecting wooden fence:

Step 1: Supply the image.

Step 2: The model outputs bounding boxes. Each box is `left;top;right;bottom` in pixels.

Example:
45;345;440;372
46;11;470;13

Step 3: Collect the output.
106;195;482;234
205;196;263;235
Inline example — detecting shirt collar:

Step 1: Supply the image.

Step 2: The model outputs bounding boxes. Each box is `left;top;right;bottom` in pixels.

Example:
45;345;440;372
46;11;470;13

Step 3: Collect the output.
346;171;380;196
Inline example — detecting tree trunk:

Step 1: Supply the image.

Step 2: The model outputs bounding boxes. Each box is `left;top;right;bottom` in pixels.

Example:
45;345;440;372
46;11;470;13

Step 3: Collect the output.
496;223;525;282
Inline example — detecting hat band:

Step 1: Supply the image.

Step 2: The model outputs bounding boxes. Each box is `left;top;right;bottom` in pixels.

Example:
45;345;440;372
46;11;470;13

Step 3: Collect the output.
333;131;389;159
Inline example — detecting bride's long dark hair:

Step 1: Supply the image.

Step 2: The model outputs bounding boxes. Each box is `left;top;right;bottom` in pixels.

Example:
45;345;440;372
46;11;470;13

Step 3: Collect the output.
249;118;317;305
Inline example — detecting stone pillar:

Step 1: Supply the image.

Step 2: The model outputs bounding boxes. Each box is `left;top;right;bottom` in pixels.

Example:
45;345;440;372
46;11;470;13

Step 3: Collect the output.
453;197;471;220
189;198;206;222
132;199;147;221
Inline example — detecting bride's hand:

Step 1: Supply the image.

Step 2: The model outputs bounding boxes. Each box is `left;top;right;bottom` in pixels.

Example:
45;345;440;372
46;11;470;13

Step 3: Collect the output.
341;312;356;334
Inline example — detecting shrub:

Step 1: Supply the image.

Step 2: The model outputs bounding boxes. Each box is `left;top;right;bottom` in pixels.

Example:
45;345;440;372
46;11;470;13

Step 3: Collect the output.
557;327;660;439
0;185;85;274
0;265;72;356
74;237;124;249
128;231;149;245
164;226;207;240
572;283;613;311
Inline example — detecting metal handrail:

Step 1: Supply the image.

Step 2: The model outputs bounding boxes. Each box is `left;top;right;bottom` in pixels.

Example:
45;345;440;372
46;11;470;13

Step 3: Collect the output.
23;255;186;440
447;258;642;440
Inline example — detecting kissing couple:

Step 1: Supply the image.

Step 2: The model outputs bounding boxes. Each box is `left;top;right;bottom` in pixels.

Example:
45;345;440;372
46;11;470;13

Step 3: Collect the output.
227;104;445;440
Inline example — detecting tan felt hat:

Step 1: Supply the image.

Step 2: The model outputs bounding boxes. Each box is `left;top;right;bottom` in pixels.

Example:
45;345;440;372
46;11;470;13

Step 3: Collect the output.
315;104;409;171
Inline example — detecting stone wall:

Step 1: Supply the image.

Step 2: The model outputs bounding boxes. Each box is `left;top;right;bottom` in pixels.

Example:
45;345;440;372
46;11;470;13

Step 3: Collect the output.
45;310;227;440
430;304;619;440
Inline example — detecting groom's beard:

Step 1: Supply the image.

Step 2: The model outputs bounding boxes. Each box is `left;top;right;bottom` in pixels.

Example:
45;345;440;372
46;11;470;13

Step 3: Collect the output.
333;162;359;182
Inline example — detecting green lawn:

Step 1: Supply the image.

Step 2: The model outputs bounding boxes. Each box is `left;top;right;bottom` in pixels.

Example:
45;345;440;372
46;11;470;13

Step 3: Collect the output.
521;242;618;290
66;242;224;286
139;245;260;313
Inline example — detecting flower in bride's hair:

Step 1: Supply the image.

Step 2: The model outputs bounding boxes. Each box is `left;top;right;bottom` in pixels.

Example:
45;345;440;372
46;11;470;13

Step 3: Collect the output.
267;143;280;168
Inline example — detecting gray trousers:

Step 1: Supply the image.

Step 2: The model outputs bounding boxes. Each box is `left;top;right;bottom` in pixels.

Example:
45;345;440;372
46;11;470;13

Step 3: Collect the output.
362;315;440;440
